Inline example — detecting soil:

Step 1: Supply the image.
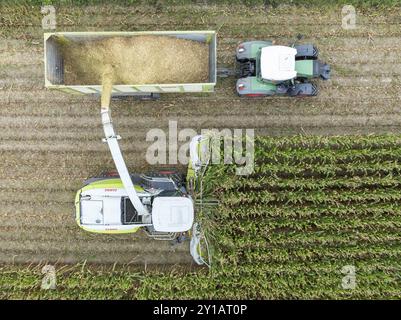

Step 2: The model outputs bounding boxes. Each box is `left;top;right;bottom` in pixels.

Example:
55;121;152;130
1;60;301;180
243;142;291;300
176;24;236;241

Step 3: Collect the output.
0;4;401;266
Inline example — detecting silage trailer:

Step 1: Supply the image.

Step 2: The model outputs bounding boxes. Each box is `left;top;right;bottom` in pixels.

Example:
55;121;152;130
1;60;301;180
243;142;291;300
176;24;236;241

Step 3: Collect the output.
44;31;217;97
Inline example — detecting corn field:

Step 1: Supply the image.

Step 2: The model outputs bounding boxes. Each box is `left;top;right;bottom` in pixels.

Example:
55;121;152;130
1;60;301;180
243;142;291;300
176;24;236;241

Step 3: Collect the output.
2;135;401;299
139;135;401;299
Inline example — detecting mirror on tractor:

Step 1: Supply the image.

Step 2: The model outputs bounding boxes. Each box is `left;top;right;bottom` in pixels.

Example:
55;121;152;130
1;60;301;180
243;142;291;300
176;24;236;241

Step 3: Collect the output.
290;33;304;47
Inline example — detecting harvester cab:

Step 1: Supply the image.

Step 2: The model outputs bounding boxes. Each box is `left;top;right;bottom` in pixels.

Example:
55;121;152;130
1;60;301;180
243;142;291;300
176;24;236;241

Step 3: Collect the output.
235;40;330;97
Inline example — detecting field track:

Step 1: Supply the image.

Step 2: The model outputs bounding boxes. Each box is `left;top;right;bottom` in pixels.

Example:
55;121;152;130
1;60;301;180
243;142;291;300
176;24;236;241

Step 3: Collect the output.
0;3;401;266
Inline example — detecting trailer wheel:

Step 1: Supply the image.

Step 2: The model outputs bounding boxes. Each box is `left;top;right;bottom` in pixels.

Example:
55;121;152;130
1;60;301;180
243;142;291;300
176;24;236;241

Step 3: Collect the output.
137;93;160;101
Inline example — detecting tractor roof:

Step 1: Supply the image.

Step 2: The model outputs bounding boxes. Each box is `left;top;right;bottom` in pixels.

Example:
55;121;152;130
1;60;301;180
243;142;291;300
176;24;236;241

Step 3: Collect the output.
260;46;297;81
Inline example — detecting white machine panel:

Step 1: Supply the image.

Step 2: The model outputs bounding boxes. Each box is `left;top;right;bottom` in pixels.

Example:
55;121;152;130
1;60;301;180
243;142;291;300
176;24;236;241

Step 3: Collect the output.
81;200;103;225
152;197;194;232
260;46;297;81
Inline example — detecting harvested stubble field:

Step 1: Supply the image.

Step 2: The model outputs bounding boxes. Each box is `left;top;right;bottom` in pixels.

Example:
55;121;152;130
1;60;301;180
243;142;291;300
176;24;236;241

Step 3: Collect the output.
1;0;401;298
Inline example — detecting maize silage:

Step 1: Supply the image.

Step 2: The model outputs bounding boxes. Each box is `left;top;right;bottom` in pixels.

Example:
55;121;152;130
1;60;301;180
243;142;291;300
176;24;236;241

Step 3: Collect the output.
61;35;210;85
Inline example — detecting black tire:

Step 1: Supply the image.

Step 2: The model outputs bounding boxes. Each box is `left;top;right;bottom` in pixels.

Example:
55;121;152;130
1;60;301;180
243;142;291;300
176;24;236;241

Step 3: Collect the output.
236;57;249;63
288;83;318;97
298;84;318;97
295;44;319;60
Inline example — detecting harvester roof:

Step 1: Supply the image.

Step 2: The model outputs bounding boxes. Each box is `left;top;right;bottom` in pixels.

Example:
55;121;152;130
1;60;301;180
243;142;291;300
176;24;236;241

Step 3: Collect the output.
152;197;194;232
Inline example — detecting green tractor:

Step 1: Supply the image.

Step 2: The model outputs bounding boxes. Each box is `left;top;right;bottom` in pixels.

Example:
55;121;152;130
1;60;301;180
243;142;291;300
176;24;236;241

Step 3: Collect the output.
235;40;330;97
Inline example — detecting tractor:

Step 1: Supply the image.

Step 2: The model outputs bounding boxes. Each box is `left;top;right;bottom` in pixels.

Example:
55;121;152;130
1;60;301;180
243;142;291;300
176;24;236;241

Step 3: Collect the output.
235;40;330;97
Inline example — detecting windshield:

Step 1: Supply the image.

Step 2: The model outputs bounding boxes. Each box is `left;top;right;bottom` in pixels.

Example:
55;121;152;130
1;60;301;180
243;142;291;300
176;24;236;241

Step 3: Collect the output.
121;197;142;225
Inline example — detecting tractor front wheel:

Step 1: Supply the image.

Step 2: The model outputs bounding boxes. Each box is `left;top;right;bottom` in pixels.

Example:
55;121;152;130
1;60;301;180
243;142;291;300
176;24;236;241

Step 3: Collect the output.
288;83;318;97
